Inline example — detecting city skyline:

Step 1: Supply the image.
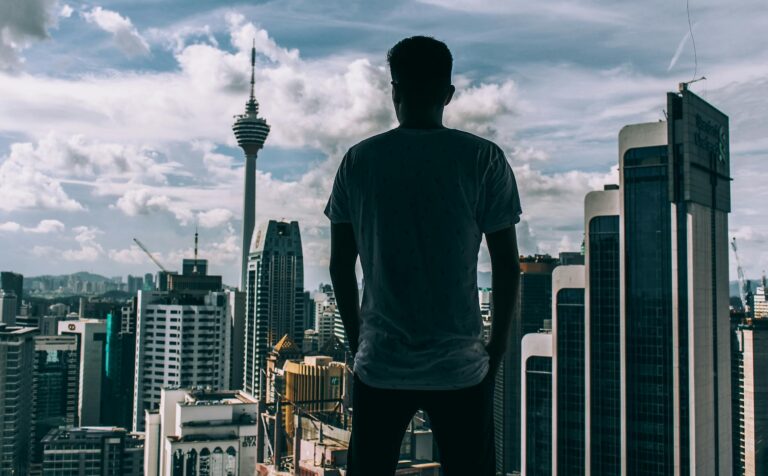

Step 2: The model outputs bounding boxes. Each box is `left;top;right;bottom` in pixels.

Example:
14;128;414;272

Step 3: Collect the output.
1;0;767;290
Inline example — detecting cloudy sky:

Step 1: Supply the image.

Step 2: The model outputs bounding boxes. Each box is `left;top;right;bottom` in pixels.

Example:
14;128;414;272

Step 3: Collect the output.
0;0;766;289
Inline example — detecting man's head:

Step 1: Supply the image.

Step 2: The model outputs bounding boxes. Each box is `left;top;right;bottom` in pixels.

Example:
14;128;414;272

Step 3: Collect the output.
387;36;455;113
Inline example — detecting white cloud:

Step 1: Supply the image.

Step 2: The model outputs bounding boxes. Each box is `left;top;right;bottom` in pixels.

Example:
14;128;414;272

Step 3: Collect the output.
108;245;148;265
59;4;73;18
114;188;194;224
0;0;61;70
0;219;66;234
82;6;150;57
62;226;104;261
197;208;234;228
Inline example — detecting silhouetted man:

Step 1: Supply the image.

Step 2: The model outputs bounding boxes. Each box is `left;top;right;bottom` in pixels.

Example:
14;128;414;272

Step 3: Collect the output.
325;36;521;475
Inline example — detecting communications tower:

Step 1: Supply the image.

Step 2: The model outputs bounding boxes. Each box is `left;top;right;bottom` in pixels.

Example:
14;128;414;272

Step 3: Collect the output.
233;42;271;289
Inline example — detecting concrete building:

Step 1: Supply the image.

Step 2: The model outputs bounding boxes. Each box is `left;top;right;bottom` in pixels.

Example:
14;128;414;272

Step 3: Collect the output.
103;309;136;429
30;335;79;472
244;220;306;400
144;388;261;476
0;289;17;325
752;286;768;319
58;318;107;427
619;87;732;474
0;324;36;475
521;331;553;476
495;254;557;475
41;427;143;475
0;271;23;314
584;186;621;476
733;318;768;475
133;290;232;432
551;265;585;476
233;42;271;290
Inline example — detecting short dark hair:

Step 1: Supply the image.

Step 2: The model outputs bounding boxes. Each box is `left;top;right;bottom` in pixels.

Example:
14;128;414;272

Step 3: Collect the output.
387;36;452;102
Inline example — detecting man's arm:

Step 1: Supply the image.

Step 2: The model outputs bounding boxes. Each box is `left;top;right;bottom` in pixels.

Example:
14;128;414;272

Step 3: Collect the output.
328;222;361;355
484;225;521;377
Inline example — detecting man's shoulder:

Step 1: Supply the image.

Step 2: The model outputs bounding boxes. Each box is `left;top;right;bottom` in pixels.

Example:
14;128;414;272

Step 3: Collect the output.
348;128;500;155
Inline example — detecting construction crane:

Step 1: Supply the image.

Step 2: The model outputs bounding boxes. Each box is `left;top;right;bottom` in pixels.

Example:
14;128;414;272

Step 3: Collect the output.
731;237;748;312
133;238;168;272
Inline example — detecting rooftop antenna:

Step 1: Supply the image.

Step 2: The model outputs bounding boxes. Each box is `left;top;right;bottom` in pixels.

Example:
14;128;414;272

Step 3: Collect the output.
193;222;199;275
678;0;706;93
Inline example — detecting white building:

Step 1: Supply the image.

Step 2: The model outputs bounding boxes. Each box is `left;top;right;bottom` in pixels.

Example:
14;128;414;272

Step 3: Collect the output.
58;318;106;427
144;388;261;476
520;331;553;476
133;290;232;432
753;286;768;319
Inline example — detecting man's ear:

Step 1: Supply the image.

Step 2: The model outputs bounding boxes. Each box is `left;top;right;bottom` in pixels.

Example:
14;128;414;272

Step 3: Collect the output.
391;83;402;105
443;84;456;106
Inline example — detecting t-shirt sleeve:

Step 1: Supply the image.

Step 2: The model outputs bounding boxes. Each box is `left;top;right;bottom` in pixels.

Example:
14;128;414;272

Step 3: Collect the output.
324;151;353;224
476;145;522;234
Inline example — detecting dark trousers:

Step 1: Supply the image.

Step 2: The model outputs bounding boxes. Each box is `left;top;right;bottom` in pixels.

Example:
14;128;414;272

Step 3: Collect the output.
346;371;496;476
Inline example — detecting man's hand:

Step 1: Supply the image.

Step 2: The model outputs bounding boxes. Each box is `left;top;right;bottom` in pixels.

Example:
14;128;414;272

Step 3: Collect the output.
485;339;506;379
484;225;520;380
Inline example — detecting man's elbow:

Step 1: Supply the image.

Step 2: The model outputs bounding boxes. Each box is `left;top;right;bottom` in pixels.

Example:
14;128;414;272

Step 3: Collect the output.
329;257;355;279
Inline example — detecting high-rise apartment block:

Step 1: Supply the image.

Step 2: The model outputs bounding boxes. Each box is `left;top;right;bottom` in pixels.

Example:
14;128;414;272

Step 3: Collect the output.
244;220;306;400
30;335;79;471
133;289;232;431
732;318;768;475
58;318;107;427
0;271;23;314
0;324;36;475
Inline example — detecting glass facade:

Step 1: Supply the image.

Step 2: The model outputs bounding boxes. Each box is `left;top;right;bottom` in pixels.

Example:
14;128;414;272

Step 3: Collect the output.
623;145;674;475
526;356;552;476
588;215;621;475
557;288;585;475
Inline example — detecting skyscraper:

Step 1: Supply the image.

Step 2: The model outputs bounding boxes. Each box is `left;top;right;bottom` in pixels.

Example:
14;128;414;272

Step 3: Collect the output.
495;254;557;475
584;186;621;476
732;318;768;475
552;264;585;476
0;324;35;475
30;335;79;471
57;318;106;427
0;290;16;326
0;271;23;315
244;220;305;400
233;42;271;290
521;331;553;476
132;289;231;432
619;86;731;474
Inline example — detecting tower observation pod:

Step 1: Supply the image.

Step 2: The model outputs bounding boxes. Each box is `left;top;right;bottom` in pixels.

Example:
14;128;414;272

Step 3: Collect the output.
233;41;271;289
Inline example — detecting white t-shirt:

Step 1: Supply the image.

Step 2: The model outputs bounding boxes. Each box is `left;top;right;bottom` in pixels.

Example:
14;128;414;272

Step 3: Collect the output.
324;126;522;390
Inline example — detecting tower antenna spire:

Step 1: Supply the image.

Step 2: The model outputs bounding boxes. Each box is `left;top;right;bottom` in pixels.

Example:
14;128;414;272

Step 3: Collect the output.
250;39;256;101
193;222;199;275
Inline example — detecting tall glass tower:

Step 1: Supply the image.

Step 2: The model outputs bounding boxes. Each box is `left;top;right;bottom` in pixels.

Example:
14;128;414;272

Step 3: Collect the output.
244;220;306;400
233;42;271;290
619;87;732;475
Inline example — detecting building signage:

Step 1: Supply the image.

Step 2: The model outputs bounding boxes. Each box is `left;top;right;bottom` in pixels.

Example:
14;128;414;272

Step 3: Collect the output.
694;114;728;164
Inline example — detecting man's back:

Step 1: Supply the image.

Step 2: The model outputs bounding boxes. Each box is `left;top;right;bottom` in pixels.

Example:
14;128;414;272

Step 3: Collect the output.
325;126;521;390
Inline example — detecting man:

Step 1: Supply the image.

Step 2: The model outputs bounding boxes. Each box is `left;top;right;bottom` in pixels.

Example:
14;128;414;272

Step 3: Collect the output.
324;36;521;475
